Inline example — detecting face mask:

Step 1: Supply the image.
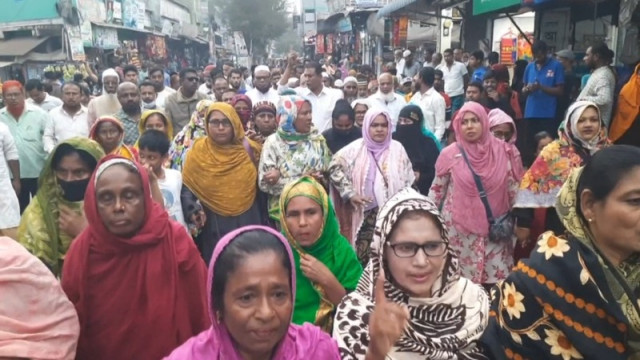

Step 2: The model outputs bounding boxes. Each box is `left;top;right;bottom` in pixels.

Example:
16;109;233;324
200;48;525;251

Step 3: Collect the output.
237;110;252;123
142;100;156;110
58;178;90;202
334;128;354;137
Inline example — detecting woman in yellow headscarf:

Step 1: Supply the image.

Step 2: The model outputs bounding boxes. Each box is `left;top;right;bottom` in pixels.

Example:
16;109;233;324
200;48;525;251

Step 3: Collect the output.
610;64;640;146
136;109;174;146
182;102;266;263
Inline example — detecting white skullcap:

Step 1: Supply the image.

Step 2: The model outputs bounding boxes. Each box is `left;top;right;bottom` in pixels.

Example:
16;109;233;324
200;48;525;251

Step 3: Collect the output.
403;50;411;57
102;68;119;81
343;76;357;85
334;79;344;88
322;72;329;78
254;65;270;75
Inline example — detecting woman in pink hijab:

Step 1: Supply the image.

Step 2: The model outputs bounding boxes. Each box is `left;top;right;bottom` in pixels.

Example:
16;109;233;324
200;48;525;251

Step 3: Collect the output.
430;102;521;290
0;237;79;360
488;108;524;179
164;225;340;360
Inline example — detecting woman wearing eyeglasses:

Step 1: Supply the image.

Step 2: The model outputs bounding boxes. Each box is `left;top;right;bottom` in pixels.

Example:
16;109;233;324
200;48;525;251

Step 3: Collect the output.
181;102;265;263
334;188;488;359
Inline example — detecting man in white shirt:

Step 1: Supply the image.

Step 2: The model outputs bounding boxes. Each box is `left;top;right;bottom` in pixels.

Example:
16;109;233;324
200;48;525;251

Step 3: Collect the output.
149;67;175;109
436;48;469;113
25;79;63;112
278;55;343;132
198;64;216;96
367;73;406;127
245;65;281;107
44;82;89;153
409;67;446;140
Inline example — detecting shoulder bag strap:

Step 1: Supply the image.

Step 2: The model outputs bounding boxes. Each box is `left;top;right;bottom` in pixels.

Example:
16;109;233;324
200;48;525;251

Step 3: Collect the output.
242;137;257;166
457;144;496;225
371;154;390;189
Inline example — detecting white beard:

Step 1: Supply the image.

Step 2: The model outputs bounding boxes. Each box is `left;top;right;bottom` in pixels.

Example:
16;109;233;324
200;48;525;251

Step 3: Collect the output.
378;91;396;103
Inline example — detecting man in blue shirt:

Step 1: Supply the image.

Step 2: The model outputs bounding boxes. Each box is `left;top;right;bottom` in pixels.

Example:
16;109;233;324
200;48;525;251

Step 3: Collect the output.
522;40;564;165
469;50;488;83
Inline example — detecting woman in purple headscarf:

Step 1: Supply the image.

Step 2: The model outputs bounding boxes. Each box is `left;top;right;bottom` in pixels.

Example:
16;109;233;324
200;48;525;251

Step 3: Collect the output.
329;108;415;266
164;225;340;360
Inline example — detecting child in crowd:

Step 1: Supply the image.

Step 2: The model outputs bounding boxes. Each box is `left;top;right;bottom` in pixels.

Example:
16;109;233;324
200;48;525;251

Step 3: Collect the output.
138;130;187;228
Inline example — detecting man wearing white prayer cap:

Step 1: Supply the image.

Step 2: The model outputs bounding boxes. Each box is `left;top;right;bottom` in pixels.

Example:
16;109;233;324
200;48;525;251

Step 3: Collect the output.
245;65;281;107
342;76;358;102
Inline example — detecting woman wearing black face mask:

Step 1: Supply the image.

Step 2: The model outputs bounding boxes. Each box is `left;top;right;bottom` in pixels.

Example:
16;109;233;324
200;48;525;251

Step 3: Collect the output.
321;99;362;154
18;137;104;276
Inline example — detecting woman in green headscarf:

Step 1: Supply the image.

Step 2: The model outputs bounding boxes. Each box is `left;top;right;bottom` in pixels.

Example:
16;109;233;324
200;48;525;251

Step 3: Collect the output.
279;176;363;332
17;137;105;276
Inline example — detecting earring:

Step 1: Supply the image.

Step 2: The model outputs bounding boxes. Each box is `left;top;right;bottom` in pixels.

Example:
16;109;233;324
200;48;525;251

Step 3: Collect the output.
587;218;593;223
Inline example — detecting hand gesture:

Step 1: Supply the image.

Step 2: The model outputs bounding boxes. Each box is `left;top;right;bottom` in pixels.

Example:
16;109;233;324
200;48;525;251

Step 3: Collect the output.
58;204;88;238
350;194;372;208
11;178;20;195
300;254;335;286
263;169;281;185
142;163;158;184
287;52;298;68
190;210;207;229
367;269;410;360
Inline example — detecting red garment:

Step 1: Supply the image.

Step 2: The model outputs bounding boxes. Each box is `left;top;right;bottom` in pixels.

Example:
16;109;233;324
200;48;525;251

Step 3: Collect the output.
3;80;25;119
62;155;210;360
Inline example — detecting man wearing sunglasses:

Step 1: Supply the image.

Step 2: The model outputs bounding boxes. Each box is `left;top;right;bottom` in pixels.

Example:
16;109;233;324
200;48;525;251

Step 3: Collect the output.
164;67;208;129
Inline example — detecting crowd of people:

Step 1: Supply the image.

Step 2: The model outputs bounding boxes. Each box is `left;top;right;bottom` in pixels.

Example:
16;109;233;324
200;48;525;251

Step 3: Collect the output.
0;39;639;360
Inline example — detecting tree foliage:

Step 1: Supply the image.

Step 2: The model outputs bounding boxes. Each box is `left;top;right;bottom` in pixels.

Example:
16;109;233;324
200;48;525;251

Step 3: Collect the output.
211;0;289;56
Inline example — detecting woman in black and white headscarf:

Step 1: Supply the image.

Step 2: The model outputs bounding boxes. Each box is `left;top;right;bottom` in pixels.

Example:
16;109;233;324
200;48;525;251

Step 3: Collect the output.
333;188;489;359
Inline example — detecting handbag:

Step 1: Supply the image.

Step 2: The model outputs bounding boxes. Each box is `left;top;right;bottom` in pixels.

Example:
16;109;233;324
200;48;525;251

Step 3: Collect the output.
457;145;514;243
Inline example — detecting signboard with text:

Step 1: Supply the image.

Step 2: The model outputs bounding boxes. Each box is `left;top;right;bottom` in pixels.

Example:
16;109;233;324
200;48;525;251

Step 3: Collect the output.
473;0;520;15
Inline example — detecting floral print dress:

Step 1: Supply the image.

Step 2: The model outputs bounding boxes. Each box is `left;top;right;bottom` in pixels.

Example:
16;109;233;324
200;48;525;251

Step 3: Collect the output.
430;159;519;285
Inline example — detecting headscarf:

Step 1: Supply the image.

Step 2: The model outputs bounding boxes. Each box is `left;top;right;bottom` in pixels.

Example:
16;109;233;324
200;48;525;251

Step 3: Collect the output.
231;94;252;129
436;101;512;236
169;99;213;171
277;95;321;143
0;237;80;360
139;109;174;140
343;76;357;86
183;102;261;217
394;105;441;195
61;156;210;360
515;101;610;208
101;68;120;94
279;177;362;332
321;99;362;154
89;116;139;161
481;165;640;359
610;64;640;142
163;225;341;359
3;80;24;119
334;188;488;359
17;137;104;276
488;108;524;178
362;107;393;159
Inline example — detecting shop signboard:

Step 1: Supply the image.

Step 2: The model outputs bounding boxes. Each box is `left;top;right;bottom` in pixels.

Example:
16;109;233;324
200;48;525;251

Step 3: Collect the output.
122;0;146;30
67;25;86;61
93;26;119;49
473;0;520;15
316;34;325;54
326;34;334;54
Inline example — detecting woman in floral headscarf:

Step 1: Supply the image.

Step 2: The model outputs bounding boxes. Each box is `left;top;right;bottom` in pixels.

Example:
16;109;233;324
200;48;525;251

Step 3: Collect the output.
169;99;214;171
513;101;610;258
258;95;331;223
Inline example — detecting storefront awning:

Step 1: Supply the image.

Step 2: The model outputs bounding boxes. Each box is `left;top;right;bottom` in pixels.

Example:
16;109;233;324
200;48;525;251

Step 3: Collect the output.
472;0;521;15
377;0;419;18
0;37;50;57
0;61;15;68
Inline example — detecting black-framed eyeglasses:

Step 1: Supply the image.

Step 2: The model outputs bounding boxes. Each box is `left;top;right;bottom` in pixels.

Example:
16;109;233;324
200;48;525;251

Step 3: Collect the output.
387;241;447;258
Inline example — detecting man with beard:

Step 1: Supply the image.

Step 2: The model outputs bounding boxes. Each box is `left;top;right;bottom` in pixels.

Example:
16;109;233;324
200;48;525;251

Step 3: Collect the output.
578;42;615;125
246;65;280;107
229;68;247;94
0;81;48;213
342;76;358;103
87;68;121;126
165;68;207;129
113;82;142;146
140;80;159;110
149;67;175;109
367;73;407;125
436;48;469;113
409;67;446;141
44;82;89;153
400;50;421;79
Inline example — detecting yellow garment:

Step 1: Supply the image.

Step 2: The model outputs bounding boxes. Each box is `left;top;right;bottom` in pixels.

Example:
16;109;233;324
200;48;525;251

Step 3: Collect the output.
183;102;261;216
610;64;640;142
135;109;174;148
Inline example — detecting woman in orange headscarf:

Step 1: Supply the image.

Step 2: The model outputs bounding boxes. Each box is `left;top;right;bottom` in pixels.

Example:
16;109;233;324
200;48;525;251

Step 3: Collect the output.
89;116;139;161
609;63;640;146
181;102;266;263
